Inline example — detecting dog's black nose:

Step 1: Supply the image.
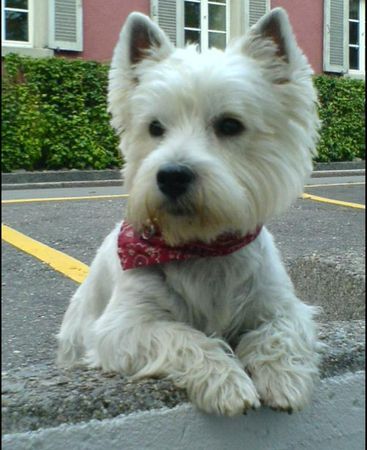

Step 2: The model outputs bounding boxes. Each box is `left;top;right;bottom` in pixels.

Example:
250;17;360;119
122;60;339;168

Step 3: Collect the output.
157;164;195;199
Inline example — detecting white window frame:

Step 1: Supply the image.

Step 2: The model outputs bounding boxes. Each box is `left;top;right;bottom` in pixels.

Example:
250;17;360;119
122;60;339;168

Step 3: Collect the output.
1;0;33;48
348;0;365;77
177;0;230;50
323;0;365;77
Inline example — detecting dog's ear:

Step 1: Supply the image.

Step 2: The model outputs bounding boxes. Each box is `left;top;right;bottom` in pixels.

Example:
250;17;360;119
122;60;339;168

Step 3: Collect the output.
251;8;293;64
128;13;173;65
115;12;173;71
229;8;310;84
108;13;173;135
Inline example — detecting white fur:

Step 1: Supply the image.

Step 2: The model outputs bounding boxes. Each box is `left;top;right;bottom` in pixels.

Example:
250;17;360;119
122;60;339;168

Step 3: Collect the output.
57;8;321;415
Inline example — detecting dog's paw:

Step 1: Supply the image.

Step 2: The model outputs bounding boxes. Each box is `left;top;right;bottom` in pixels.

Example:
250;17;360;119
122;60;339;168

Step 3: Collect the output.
248;365;314;412
189;367;260;416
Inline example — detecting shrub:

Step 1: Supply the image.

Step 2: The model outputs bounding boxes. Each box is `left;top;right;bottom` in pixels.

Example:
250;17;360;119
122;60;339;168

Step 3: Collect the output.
2;82;43;172
2;54;121;172
1;54;365;172
313;75;365;162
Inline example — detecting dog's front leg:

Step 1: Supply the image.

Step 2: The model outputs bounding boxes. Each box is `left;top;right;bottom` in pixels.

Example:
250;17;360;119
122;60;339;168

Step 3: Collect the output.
85;275;260;416
235;300;320;412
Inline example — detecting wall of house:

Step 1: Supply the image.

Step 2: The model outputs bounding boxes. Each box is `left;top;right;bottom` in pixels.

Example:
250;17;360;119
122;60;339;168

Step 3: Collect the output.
271;0;323;73
58;0;324;72
83;0;149;61
60;0;149;62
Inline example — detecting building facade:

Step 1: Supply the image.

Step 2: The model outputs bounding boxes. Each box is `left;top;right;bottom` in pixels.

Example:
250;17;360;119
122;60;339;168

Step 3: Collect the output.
1;0;365;77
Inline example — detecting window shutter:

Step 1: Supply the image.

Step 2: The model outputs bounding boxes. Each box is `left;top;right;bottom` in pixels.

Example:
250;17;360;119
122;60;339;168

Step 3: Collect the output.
151;0;177;46
245;0;269;29
323;0;348;72
48;0;83;51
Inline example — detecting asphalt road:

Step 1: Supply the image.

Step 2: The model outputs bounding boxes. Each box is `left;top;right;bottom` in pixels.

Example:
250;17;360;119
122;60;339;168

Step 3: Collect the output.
1;177;365;372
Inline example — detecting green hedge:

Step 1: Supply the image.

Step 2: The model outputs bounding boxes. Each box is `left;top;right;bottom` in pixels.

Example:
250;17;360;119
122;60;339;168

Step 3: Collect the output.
313;75;365;162
2;54;121;172
1;54;365;172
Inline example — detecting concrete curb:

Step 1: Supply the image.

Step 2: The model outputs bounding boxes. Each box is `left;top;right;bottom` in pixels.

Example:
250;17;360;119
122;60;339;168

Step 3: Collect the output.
311;168;365;178
1;254;365;437
1;180;124;190
2;319;365;435
1;169;365;190
287;253;365;320
1;169;123;184
2;371;365;450
1;162;365;190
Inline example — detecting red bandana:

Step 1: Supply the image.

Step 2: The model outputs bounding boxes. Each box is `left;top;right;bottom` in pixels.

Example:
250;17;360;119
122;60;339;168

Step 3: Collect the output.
117;222;262;270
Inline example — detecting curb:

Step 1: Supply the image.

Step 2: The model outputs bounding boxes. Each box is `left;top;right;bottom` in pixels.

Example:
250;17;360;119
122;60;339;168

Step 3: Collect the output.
2;317;365;434
1;246;365;447
1;169;122;184
3;371;365;450
311;169;365;178
1;180;124;190
287;253;365;321
1;168;365;191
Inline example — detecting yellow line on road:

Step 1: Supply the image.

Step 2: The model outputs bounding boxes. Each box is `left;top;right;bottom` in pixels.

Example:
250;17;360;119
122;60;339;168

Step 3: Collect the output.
1;189;364;286
2;224;88;283
2;194;129;204
302;193;365;209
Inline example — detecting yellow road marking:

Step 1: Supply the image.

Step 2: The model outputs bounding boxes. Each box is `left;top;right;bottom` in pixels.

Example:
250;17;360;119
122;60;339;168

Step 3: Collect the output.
1;224;88;283
1;188;364;285
302;193;365;209
1;194;129;204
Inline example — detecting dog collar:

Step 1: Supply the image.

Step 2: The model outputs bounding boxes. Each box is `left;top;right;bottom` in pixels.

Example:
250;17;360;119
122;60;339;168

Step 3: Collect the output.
117;222;262;270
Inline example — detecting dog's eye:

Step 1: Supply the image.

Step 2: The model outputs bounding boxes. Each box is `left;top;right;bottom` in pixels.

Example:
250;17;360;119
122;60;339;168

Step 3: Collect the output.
149;120;165;137
214;117;245;137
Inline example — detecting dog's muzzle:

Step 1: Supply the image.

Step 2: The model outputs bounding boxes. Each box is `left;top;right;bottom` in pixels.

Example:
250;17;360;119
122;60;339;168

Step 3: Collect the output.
157;163;195;199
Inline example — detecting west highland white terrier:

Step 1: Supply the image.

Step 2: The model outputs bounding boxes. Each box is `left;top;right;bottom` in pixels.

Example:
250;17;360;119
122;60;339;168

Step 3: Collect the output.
57;8;321;416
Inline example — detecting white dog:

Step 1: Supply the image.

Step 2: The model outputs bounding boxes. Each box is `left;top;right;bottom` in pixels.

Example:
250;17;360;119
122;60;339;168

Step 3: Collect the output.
57;8;321;416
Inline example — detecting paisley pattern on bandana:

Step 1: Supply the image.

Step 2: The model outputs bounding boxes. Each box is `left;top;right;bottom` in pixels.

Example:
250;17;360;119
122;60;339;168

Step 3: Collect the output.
117;222;262;270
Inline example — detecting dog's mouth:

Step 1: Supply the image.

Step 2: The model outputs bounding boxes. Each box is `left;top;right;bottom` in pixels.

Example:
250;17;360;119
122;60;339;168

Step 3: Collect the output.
161;198;197;217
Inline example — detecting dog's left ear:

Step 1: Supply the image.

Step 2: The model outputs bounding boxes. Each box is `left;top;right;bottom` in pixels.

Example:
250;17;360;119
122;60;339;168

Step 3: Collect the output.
251;8;293;63
229;8;310;83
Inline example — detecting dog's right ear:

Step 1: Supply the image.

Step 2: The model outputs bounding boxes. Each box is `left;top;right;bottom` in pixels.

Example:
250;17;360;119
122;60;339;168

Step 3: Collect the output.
115;12;173;72
108;13;173;135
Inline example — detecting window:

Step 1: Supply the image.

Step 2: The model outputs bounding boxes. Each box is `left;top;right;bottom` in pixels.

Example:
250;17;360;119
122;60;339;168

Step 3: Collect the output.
183;0;229;50
348;0;365;73
153;0;268;50
324;0;365;76
2;0;32;46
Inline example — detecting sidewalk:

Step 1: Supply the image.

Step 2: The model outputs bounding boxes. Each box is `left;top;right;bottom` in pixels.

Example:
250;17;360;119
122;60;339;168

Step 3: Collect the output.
1;161;365;190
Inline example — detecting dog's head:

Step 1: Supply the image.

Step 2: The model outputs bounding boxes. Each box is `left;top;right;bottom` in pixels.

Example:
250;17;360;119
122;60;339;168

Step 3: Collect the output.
108;8;319;245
